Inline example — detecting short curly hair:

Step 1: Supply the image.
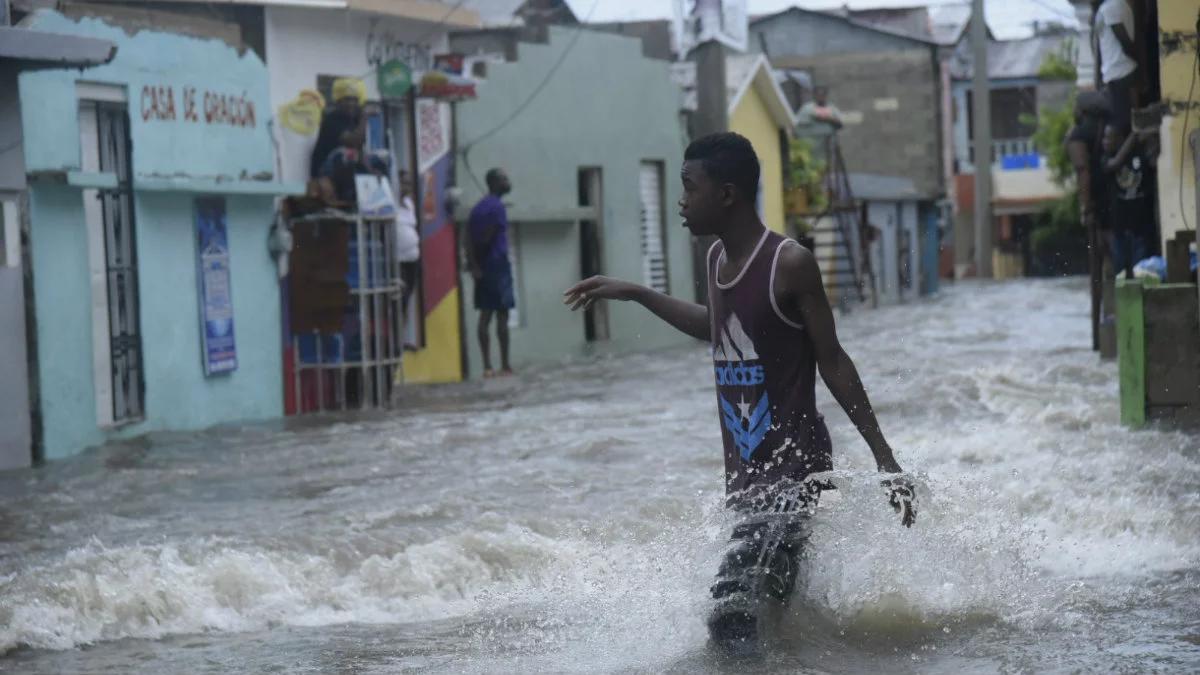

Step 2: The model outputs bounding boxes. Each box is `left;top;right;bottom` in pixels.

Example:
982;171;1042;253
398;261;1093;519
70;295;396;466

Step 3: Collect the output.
684;132;760;203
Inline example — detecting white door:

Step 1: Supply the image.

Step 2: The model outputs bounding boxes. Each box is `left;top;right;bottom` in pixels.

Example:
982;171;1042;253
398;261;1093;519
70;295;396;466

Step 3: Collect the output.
638;161;669;294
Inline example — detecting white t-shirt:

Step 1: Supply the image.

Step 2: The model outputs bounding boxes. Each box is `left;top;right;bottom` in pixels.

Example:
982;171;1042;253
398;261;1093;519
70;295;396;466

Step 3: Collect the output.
393;196;420;263
1094;0;1137;84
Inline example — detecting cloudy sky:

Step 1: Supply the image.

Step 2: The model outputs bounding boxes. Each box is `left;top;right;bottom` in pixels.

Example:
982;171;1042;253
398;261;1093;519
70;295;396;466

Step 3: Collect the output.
562;0;1081;41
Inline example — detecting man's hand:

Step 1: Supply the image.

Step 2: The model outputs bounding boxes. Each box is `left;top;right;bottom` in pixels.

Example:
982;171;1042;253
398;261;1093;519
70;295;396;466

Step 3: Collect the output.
470;265;483;281
563;276;638;311
881;473;917;528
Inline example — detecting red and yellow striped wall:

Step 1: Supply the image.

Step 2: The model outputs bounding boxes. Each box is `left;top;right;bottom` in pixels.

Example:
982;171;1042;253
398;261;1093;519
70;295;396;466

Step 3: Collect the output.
402;151;463;384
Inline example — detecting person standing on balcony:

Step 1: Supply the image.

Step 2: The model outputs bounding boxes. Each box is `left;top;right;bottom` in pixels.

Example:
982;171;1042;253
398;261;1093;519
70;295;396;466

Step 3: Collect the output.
796;86;842;138
1092;0;1138;132
310;78;367;180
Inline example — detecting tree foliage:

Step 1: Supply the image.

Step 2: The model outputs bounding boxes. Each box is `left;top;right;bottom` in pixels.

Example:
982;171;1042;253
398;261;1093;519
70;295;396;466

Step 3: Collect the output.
1037;39;1078;82
1024;93;1076;188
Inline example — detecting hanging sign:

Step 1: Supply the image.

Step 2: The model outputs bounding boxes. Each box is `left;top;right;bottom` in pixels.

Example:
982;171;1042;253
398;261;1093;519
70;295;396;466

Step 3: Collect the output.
278;89;325;136
377;59;413;100
195;197;238;375
417;53;476;101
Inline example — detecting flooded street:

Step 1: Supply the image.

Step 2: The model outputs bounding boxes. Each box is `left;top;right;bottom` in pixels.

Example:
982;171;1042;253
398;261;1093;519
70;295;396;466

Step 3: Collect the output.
1;278;1198;673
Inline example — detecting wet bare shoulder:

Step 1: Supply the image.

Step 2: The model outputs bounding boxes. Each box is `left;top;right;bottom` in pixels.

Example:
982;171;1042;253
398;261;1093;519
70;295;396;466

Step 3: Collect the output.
775;241;822;299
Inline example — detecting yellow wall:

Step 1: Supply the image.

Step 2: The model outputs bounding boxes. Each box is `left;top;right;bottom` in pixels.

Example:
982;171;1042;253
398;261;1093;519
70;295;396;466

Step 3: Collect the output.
1157;0;1200;250
400;288;463;384
730;88;787;234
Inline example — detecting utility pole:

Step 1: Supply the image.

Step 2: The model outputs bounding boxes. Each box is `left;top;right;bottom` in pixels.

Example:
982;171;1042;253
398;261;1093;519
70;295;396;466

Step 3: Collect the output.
971;0;993;278
692;40;728;137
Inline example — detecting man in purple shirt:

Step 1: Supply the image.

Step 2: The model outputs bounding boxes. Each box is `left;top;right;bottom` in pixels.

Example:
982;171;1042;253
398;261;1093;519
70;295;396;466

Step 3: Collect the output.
466;168;515;377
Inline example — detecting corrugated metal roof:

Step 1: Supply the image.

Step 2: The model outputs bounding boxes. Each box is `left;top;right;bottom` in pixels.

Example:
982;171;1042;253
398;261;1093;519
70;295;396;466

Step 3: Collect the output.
832;3;977;46
954;33;1074;80
751;6;938;46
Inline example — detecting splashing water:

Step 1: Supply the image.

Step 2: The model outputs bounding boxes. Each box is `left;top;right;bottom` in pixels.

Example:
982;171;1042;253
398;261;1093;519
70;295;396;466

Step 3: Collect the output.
1;279;1197;673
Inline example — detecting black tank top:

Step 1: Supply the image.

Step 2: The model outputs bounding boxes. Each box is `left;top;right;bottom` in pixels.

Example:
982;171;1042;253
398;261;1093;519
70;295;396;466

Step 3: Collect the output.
708;229;833;499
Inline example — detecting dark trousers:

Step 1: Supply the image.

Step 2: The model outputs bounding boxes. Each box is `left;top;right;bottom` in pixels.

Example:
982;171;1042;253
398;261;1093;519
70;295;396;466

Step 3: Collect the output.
708;481;819;642
1105;72;1137;132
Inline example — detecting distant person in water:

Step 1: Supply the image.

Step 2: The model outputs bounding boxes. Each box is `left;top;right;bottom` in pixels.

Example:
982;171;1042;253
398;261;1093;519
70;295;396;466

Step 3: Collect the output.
467;168;516;377
563;132;915;648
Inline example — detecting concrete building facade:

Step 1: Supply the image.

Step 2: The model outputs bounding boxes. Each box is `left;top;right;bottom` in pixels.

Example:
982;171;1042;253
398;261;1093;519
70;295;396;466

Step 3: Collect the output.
451;26;695;372
17;9;300;461
750;7;946;202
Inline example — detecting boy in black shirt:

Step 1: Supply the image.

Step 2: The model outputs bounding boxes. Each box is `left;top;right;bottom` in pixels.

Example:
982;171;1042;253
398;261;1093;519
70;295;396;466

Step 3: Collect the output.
1101;124;1154;278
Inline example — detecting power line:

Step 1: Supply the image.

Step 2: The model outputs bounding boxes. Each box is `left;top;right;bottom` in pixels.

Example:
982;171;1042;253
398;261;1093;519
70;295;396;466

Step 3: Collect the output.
460;0;601;190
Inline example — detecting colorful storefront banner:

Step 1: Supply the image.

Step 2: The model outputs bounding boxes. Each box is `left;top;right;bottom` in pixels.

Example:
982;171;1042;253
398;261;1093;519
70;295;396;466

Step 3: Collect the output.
195;197;237;375
417;55;475;101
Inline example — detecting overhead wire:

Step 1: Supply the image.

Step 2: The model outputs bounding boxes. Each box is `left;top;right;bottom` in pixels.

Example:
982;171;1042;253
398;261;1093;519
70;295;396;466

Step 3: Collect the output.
460;0;601;191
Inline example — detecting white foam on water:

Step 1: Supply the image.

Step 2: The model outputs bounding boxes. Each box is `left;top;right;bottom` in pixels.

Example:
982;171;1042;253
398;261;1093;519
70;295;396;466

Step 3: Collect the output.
2;280;1199;673
0;521;587;654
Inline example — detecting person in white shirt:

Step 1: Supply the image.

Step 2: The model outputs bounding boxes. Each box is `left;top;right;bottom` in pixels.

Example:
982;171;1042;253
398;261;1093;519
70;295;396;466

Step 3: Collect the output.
1093;0;1138;132
393;170;421;346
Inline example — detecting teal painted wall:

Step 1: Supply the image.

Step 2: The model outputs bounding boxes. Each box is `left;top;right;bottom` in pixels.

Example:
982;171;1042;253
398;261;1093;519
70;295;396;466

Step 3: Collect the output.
18;12;282;459
29;188;282;460
18;10;273;182
455;28;696;372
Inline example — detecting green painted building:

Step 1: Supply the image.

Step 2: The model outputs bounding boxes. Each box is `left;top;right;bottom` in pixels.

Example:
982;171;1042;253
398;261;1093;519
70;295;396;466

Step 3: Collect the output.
452;27;697;373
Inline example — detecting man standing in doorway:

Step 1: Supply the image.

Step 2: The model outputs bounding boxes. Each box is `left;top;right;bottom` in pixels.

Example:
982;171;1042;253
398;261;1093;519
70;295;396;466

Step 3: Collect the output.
467;168;515;377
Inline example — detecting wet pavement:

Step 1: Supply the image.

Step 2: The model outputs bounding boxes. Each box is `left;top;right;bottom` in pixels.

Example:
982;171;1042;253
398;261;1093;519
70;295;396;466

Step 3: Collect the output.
1;278;1198;673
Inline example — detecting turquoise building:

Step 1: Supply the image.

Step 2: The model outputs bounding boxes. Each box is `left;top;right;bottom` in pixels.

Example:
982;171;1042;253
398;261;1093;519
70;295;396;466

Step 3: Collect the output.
17;10;300;461
451;27;697;372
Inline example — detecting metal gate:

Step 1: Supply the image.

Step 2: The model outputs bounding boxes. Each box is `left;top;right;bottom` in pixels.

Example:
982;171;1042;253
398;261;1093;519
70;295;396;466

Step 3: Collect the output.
87;100;144;423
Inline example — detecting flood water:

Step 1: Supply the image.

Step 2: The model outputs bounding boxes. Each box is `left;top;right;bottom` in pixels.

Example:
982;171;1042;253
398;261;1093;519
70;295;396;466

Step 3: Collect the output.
1;278;1198;673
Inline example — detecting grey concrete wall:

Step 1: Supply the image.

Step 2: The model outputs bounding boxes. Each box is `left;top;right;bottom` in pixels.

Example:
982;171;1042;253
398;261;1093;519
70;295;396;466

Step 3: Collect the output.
778;50;944;199
751;10;925;58
0;266;31;471
453;26;696;373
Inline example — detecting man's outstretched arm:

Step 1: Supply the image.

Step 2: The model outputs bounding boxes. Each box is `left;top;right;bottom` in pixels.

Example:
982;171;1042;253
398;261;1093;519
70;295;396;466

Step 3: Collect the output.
564;276;709;342
776;245;902;473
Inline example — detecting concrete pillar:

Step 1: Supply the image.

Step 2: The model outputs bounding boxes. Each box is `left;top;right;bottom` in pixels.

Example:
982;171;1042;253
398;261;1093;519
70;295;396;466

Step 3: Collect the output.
970;0;993;278
687;39;728;302
691;40;728;138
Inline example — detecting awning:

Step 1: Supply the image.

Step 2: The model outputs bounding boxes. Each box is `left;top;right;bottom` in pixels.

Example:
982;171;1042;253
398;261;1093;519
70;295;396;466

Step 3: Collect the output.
0;27;116;67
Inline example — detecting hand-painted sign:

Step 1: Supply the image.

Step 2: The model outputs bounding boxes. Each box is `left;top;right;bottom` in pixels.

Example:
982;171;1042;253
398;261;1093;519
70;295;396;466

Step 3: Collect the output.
195;198;238;375
141;84;257;128
365;28;432;71
378;60;413;100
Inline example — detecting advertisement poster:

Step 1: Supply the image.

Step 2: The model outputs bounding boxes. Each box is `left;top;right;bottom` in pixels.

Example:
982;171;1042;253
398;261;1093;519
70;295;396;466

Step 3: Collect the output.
195;197;237;375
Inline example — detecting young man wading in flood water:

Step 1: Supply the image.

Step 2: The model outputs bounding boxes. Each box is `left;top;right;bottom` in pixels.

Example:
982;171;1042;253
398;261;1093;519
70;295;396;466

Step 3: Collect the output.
563;132;915;649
